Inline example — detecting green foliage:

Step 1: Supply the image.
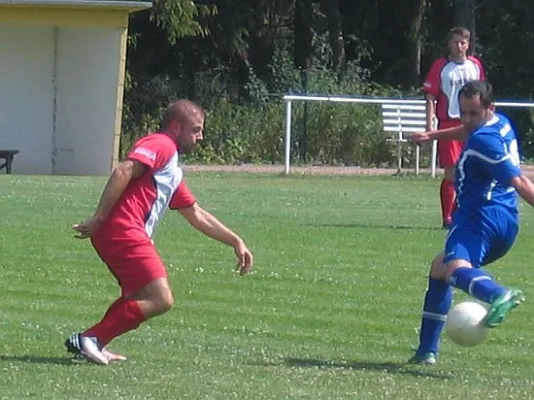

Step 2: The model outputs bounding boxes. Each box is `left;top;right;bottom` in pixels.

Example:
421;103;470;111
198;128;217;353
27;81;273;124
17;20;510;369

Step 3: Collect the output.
475;0;534;157
122;0;534;164
187;101;285;165
292;102;391;166
149;0;217;43
121;47;422;167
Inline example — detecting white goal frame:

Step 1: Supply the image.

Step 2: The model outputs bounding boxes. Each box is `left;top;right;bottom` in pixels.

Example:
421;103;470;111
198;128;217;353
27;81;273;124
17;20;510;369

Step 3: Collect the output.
283;94;534;176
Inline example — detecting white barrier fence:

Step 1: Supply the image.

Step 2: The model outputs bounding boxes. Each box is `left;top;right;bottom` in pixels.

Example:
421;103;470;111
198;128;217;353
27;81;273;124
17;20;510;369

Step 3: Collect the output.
283;94;534;177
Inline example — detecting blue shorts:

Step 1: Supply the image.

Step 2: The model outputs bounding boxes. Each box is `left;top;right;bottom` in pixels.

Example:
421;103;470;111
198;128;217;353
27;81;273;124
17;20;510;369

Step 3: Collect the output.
443;206;519;268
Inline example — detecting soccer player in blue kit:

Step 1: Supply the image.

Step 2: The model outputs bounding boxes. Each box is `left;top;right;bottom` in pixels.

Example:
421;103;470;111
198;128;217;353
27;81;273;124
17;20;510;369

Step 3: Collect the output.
408;80;534;365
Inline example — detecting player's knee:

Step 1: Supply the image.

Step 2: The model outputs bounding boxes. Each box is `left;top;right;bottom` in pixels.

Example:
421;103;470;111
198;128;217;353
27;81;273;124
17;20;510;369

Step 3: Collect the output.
162;293;175;311
430;253;447;280
443;261;472;281
153;291;174;314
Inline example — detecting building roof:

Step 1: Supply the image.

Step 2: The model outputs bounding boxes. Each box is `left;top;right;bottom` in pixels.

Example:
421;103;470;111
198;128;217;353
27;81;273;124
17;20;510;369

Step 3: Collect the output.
0;0;152;11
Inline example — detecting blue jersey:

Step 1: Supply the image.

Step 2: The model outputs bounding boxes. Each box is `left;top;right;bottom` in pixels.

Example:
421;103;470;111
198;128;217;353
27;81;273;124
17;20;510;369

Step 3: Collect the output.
445;113;522;268
455;113;522;214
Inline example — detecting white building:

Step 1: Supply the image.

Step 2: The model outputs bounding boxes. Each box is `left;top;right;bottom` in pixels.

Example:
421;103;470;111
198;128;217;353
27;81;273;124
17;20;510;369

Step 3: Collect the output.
0;0;152;175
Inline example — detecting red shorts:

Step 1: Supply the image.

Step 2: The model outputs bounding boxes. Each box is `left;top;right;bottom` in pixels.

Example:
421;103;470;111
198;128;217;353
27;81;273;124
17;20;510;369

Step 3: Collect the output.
437;119;464;168
91;237;167;298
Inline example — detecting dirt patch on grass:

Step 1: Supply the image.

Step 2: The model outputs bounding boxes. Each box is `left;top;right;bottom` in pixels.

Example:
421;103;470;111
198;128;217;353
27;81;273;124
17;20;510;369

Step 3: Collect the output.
183;164;534;178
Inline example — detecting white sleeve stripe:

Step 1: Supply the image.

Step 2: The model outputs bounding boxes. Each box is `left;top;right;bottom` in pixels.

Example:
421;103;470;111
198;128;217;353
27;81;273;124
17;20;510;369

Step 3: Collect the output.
463;149;511;164
133;147;157;161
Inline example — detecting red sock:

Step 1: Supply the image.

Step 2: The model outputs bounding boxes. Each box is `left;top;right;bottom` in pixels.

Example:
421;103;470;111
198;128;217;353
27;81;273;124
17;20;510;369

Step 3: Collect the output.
440;179;455;222
102;297;124;319
83;298;146;347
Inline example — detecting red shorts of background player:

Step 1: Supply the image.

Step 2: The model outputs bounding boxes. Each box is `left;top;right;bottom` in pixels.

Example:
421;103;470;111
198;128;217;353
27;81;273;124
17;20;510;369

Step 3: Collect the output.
437;119;464;168
91;237;167;298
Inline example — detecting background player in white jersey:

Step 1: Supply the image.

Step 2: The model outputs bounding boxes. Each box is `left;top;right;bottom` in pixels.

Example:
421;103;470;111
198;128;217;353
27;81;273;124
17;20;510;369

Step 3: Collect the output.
408;80;534;365
423;27;485;228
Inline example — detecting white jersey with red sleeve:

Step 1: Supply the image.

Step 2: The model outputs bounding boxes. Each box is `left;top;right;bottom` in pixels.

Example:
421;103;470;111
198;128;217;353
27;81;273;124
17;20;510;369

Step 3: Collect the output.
423;56;485;123
93;132;196;243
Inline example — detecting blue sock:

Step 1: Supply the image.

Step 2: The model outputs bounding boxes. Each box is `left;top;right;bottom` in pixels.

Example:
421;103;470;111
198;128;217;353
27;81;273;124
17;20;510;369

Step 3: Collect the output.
448;267;507;304
418;277;452;355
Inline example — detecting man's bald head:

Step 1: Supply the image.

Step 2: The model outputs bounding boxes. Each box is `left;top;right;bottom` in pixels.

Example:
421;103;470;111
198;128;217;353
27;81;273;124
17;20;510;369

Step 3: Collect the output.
161;99;205;153
162;99;205;130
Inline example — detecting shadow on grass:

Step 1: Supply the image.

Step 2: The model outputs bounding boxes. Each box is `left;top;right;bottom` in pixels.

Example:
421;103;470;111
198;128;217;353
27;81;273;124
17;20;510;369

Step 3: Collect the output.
315;223;444;232
255;357;453;379
0;355;79;366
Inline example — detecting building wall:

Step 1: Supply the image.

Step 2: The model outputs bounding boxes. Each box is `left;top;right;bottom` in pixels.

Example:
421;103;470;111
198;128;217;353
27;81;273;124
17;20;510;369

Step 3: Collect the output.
54;26;123;175
0;6;131;175
0;24;55;174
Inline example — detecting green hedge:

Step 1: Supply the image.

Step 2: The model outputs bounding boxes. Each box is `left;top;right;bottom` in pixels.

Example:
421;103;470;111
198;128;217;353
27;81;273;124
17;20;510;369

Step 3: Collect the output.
121;61;436;168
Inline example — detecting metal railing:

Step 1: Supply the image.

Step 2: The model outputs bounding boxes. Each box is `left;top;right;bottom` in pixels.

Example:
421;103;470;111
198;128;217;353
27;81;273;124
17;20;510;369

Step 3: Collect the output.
283;94;534;176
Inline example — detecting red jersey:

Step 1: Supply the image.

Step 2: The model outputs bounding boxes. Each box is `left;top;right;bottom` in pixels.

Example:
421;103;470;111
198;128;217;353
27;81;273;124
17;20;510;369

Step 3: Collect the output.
423;56;485;126
93;132;196;244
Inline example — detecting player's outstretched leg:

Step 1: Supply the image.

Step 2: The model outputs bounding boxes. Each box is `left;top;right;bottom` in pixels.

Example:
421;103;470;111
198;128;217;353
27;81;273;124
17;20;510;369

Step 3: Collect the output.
485;289;525;328
408;276;452;365
448;267;506;302
448;267;524;328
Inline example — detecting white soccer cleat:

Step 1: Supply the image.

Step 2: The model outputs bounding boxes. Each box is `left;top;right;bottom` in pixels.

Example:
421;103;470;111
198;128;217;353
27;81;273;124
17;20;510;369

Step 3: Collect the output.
65;333;109;365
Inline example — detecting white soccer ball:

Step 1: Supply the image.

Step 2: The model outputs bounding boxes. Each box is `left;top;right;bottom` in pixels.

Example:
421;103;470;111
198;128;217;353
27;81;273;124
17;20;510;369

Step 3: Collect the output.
445;301;489;347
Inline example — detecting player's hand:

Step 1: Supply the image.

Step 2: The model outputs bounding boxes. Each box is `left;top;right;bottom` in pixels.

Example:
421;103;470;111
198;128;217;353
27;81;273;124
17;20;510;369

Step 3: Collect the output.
234;240;253;275
72;215;104;239
409;132;432;144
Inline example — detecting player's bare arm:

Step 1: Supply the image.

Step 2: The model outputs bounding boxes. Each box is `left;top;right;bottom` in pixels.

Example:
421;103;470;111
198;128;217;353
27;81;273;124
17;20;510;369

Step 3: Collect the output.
179;203;253;274
72;160;147;239
410;125;468;144
511;175;534;206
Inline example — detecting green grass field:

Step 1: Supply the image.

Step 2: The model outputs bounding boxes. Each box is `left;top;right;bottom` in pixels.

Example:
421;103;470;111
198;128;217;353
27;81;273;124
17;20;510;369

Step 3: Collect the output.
1;172;534;400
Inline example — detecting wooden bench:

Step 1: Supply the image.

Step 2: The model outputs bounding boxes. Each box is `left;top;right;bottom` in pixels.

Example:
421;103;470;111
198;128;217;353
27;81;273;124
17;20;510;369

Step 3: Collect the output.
381;103;435;175
0;150;20;174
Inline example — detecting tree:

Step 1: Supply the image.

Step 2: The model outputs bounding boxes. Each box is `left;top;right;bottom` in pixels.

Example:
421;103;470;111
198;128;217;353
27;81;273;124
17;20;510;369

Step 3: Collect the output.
320;0;346;74
372;0;427;87
453;0;476;54
405;0;427;85
294;0;313;70
149;0;217;44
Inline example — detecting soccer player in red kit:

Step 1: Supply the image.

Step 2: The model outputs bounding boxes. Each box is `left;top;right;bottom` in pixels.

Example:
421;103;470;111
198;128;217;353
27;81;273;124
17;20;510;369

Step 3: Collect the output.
65;99;253;365
423;27;485;228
